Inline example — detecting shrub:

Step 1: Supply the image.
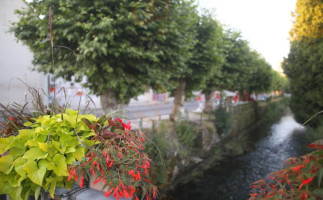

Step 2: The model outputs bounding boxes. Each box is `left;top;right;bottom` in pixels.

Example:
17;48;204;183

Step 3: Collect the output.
214;106;233;135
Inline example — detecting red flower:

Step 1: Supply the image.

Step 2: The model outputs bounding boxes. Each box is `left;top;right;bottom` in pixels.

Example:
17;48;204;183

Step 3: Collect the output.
307;144;323;150
104;190;112;198
76;91;83;96
114;118;132;130
299;177;314;190
124;121;131;130
293;164;304;172
152;187;158;199
300;191;308;200
144;178;151;183
93;178;101;185
80;175;84;188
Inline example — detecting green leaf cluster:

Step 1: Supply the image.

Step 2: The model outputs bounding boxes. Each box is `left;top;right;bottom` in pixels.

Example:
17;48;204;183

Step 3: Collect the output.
11;0;200;104
205;30;276;95
290;0;323;41
283;38;323;127
283;0;323;127
0;109;96;199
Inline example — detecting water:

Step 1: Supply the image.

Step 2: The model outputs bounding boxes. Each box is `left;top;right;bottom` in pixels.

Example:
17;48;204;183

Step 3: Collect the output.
172;114;308;200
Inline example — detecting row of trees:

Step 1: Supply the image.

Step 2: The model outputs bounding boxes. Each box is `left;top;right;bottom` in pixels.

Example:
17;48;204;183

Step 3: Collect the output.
283;0;322;127
12;0;287;120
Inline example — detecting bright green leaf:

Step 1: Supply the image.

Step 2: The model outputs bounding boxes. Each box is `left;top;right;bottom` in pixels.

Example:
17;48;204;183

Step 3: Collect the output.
0;155;13;173
24;161;46;186
0;136;15;154
47;154;69;176
19;129;35;140
72;146;85;161
13;157;27;177
23;148;48;161
38;142;49;152
34;185;41;200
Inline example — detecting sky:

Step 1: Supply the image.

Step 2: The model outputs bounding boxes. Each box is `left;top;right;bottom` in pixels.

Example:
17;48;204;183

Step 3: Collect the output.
198;0;297;72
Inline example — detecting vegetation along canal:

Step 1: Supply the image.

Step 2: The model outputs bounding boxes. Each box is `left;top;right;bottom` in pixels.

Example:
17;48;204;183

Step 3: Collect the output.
172;112;308;200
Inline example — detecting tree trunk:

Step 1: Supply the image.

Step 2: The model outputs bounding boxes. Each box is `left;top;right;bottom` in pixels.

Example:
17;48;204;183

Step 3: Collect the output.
170;80;186;121
203;90;214;113
100;89;126;115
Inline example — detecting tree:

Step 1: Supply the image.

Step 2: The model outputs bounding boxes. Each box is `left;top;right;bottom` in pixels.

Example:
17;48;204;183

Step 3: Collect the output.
204;31;253;101
290;0;323;41
165;1;198;121
244;52;273;96
11;0;195;113
283;0;323;127
270;70;288;92
187;14;224;112
204;29;275;104
283;38;323;127
168;12;225;119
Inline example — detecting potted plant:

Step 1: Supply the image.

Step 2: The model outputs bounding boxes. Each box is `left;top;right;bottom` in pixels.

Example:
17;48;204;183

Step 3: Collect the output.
0;88;157;200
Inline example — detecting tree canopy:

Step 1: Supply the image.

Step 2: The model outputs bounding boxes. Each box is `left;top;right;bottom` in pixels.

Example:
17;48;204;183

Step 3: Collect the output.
283;0;323;127
12;0;198;112
204;30;275;97
283;38;323;127
290;0;323;41
12;0;279;116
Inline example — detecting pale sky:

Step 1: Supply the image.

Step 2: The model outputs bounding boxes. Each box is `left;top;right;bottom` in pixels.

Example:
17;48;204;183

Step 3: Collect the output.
198;0;297;71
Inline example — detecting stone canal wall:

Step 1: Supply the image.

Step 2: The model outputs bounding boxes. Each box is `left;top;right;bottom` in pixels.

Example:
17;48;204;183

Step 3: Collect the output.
147;97;289;198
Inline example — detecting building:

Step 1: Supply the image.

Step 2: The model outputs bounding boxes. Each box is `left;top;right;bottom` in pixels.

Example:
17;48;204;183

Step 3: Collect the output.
0;0;46;107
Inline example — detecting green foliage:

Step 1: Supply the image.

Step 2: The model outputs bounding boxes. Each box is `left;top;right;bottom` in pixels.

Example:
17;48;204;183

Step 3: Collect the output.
214;106;233;135
245;53;273;94
261;98;289;124
290;0;323;41
283;0;323;128
283;38;323;127
270;70;288;92
11;0;196;103
205;30;274;94
0;109;95;199
307;125;323;145
144;122;170;185
175;120;198;147
0;86;157;199
185;13;224;96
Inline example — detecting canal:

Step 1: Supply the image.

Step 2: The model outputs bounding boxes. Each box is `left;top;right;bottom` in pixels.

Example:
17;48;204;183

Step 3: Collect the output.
171;112;308;200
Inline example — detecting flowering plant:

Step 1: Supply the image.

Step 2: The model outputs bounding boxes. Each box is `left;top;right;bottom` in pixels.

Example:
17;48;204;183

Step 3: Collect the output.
249;140;323;199
0;89;157;200
68;116;158;200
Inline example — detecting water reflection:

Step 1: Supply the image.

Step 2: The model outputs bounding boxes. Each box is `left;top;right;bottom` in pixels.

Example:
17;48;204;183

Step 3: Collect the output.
269;115;305;146
172;114;307;200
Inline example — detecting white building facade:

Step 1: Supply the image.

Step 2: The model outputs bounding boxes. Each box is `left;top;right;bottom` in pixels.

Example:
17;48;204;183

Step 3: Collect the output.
0;0;46;107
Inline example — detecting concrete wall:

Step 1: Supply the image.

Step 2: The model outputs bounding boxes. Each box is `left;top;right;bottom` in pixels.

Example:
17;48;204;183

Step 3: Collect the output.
0;0;46;107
